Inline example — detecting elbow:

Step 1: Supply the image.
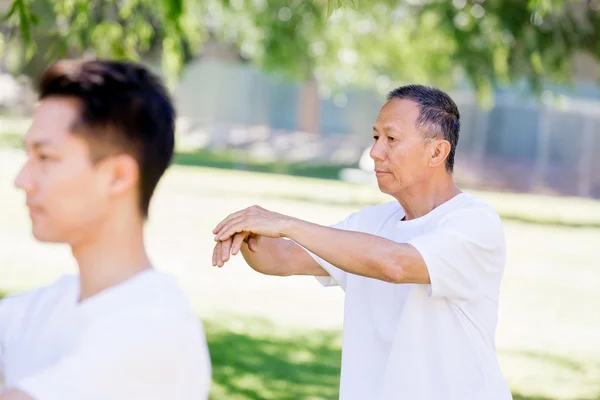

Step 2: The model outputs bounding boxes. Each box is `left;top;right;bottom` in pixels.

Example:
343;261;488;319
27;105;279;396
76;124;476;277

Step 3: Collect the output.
379;254;409;284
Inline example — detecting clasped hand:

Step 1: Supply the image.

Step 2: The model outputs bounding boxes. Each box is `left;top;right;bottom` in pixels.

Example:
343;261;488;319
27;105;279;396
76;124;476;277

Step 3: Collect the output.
211;205;292;267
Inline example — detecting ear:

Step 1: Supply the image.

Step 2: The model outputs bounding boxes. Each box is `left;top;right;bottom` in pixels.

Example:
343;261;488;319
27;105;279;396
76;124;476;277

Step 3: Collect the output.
102;153;139;197
428;139;451;169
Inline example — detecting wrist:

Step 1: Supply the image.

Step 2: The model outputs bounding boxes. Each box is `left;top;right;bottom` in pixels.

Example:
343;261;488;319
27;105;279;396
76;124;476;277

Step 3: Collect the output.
280;216;301;239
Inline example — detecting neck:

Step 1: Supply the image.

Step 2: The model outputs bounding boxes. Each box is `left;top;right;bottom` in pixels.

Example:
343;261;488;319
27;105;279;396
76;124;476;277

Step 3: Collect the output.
396;174;461;220
71;208;151;302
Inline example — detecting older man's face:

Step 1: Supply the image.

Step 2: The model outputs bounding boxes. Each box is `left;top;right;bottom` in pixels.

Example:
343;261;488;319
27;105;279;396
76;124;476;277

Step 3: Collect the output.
370;98;433;197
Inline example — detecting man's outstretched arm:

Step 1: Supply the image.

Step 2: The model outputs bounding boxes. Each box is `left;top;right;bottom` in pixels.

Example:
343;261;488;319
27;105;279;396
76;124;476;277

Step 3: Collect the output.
212;205;430;284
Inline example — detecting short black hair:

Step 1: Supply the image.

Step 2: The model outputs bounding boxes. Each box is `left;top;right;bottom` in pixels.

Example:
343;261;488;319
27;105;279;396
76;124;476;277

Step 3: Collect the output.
38;58;175;217
387;85;460;173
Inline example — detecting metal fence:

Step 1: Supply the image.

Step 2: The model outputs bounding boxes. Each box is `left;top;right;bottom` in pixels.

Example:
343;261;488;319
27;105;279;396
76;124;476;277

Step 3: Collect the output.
454;93;600;198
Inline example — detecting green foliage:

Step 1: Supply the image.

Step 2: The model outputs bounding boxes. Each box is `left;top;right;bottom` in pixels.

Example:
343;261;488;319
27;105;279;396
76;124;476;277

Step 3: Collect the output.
1;0;598;96
328;0;600;98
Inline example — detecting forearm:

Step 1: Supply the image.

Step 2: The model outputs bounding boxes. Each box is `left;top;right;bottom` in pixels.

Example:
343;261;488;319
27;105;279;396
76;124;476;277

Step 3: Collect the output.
240;235;328;277
240;236;291;276
284;218;424;283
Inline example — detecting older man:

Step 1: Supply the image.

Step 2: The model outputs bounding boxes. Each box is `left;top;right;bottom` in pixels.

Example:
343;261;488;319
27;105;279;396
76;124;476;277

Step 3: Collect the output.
212;85;512;400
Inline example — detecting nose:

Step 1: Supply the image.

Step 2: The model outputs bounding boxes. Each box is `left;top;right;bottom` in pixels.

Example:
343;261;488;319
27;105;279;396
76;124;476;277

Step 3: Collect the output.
370;139;386;162
14;160;34;194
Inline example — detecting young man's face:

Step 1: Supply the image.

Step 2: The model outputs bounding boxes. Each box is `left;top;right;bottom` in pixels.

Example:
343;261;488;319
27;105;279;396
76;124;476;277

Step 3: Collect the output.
15;97;115;244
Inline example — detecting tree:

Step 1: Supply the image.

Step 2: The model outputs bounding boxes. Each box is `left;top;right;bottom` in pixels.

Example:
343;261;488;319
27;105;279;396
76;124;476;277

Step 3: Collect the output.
1;0;599;98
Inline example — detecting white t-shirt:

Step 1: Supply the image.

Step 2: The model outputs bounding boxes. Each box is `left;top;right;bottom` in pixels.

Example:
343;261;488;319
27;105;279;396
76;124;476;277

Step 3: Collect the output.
307;193;512;400
0;269;211;400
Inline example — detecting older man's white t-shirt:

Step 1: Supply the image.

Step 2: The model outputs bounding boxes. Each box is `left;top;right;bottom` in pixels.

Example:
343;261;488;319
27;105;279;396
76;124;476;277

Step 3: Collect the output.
307;193;512;400
0;269;211;400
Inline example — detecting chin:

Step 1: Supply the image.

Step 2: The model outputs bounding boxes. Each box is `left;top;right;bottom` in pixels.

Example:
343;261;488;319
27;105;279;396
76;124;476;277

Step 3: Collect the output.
376;182;404;198
31;226;66;243
376;182;393;195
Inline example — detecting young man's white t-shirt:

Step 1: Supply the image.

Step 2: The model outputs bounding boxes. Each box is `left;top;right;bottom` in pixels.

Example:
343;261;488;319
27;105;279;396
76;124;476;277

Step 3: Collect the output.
0;269;211;400
306;193;512;400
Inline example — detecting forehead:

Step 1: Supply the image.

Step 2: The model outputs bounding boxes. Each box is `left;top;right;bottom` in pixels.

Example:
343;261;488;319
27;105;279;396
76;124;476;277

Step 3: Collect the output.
25;97;81;146
373;98;421;133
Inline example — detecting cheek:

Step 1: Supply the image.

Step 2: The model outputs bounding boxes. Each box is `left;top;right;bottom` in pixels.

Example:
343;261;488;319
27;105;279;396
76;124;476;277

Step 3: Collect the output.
44;164;107;220
388;146;427;175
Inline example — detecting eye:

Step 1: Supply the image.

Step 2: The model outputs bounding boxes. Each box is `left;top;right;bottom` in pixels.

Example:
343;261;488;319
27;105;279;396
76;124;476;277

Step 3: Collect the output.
373;135;379;142
388;136;396;142
38;153;51;162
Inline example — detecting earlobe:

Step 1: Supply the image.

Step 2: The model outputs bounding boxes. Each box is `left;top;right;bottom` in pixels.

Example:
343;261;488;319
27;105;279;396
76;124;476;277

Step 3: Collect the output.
428;140;450;168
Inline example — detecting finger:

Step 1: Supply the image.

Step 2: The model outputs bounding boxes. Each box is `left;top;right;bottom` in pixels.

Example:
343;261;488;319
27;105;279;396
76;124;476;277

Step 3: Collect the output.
231;232;248;255
212;242;220;266
217;241;226;267
220;238;233;266
247;234;258;252
213;209;249;235
215;216;247;241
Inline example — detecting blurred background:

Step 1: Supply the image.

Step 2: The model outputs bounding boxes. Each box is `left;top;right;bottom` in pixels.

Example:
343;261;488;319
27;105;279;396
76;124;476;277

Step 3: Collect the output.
1;0;599;399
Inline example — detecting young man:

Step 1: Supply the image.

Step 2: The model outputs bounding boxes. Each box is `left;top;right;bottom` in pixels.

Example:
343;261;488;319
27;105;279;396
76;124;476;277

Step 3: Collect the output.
0;59;211;400
212;85;512;400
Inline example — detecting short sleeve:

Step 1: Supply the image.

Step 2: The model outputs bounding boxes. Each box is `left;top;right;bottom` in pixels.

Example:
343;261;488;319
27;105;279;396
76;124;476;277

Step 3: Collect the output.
0;297;9;376
14;311;211;400
407;205;506;301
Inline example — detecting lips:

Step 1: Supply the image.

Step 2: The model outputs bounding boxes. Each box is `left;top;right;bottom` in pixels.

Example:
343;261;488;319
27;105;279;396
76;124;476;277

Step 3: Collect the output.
26;203;44;218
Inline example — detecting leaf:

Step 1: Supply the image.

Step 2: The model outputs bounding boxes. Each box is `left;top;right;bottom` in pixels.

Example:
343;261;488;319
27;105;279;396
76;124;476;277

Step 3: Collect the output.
1;0;18;21
29;12;39;25
326;0;334;17
25;41;36;61
165;0;183;20
531;51;545;75
17;0;31;43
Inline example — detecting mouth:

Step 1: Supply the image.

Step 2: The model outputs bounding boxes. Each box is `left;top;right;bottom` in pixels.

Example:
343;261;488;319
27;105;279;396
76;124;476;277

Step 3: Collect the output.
375;170;390;176
27;204;44;218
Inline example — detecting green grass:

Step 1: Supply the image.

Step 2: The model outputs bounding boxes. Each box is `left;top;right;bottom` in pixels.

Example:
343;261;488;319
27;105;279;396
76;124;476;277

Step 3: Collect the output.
206;317;342;400
175;150;355;181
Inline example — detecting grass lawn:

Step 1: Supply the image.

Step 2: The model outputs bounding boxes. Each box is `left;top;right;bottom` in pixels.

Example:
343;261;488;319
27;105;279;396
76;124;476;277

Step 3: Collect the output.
206;317;342;400
1;148;599;400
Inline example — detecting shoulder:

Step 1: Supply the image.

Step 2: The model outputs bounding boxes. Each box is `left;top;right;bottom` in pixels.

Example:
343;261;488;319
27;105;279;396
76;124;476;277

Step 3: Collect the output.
126;271;196;317
437;194;505;244
0;275;78;340
443;194;502;226
84;271;202;341
1;275;77;315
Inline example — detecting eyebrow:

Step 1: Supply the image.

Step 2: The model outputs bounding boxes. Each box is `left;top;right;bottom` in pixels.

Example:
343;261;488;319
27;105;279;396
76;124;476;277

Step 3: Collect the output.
372;126;397;134
23;139;55;150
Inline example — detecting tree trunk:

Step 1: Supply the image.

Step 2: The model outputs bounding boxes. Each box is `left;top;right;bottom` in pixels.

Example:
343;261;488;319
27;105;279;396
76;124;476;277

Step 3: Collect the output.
296;77;320;134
